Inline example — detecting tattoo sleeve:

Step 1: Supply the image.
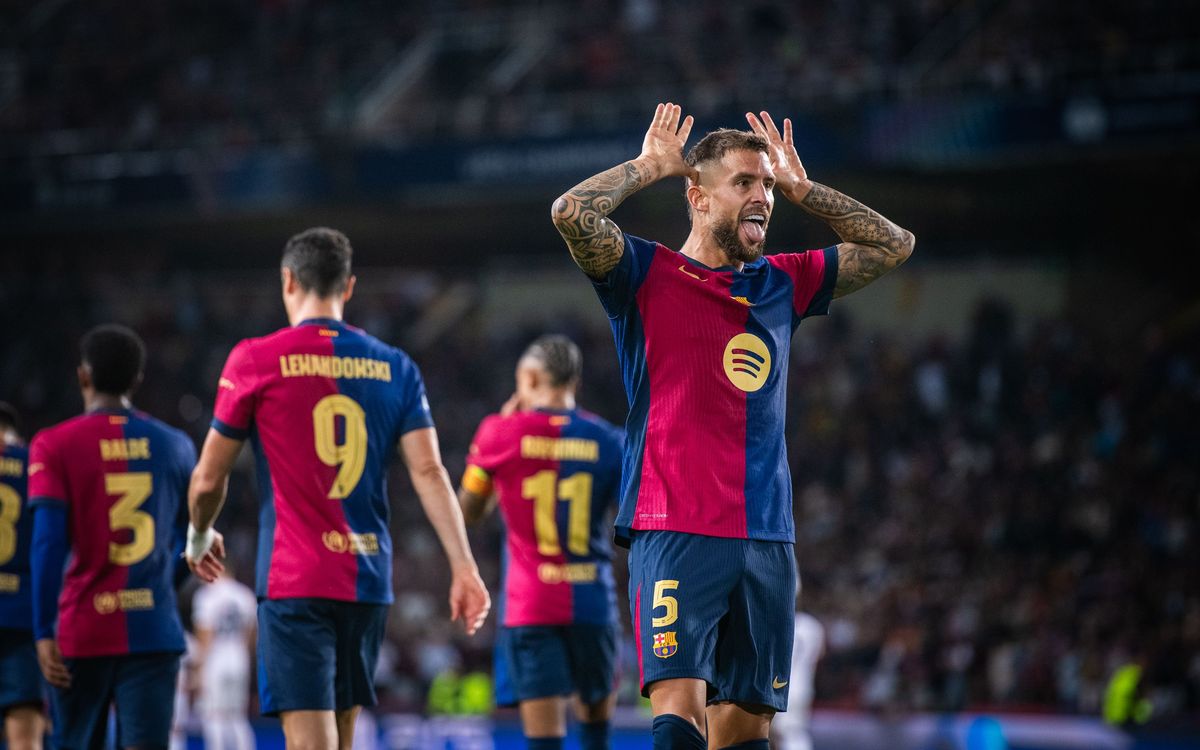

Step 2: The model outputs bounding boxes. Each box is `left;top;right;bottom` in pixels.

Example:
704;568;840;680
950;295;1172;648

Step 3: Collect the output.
799;181;916;298
551;160;652;279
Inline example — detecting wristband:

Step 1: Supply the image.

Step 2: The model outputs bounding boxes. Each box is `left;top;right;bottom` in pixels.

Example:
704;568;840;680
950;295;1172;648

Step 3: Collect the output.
186;523;215;562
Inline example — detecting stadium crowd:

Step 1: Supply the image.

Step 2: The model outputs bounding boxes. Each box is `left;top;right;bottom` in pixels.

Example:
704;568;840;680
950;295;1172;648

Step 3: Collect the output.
1;253;1196;721
2;0;1196;150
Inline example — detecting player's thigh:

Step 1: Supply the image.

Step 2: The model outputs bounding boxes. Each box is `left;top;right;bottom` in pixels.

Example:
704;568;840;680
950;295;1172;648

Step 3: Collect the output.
49;656;116;750
563;623;618;707
0;630;44;716
112;652;181;747
627;531;740;695
711;540;796;714
257;598;338;716
706;702;774;748
331;602;388;712
497;626;572;704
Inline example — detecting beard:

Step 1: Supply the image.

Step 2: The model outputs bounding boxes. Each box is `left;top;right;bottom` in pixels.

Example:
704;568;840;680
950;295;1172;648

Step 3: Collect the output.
711;217;764;264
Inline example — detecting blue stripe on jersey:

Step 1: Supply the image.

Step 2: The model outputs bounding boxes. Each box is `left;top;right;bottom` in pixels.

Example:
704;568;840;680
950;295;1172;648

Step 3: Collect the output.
0;444;31;630
609;306;651;548
741;287;795;540
120;417;187;654
328;329;400;604
557;416;620;625
251;423;277;598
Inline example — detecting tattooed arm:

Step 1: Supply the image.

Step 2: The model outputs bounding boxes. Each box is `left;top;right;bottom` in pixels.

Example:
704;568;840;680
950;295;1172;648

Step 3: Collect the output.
552;103;696;279
799;181;915;298
747;111;915;298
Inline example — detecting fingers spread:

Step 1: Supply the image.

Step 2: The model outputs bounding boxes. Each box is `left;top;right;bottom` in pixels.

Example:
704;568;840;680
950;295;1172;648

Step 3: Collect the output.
678;114;694;143
783;118;794;147
745;112;765;136
759;111;783;142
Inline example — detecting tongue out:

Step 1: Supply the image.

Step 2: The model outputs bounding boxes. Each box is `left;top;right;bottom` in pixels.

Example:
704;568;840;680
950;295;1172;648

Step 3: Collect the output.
741;220;765;244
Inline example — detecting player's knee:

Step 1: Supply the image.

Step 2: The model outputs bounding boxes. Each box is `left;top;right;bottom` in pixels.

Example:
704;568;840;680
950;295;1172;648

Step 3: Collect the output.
4;709;45;750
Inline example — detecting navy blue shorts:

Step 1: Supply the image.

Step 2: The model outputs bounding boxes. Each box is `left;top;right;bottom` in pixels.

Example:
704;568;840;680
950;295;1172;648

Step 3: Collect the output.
628;531;796;711
257;598;388;716
0;628;43;711
494;623;618;707
51;652;180;750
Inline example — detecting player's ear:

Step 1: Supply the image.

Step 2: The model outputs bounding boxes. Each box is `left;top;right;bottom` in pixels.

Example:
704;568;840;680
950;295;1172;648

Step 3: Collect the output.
280;267;296;295
342;275;356;304
686;180;708;215
76;364;90;391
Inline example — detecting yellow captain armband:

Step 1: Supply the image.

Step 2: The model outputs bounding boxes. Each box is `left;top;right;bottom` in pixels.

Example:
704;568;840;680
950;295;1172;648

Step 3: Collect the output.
461;465;493;497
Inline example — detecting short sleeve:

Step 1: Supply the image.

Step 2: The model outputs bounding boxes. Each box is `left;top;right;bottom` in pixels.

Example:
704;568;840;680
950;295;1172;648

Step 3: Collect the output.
767;246;838;323
396;357;435;436
590;233;659;318
212;340;260;440
27;432;66;507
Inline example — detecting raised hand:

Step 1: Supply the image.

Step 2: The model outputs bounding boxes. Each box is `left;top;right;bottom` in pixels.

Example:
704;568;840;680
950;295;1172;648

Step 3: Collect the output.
640;103;696;181
746;111;810;200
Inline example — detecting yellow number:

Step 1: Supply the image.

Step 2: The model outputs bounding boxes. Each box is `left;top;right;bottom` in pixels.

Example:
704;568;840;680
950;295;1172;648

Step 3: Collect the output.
0;484;21;566
652;579;679;627
312;395;368;499
520;470;593;556
106;472;154;566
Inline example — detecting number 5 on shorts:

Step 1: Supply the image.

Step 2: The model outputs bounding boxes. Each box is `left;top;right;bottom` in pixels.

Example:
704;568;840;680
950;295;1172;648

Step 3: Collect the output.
652;579;679;627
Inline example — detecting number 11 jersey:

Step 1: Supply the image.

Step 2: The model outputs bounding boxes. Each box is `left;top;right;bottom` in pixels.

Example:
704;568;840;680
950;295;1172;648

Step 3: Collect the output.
211;318;433;603
464;408;623;626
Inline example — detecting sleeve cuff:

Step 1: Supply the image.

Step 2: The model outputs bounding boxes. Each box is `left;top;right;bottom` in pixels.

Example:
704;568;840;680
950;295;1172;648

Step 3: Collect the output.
211;417;249;440
802;245;839;319
28;496;66;509
399;414;436;437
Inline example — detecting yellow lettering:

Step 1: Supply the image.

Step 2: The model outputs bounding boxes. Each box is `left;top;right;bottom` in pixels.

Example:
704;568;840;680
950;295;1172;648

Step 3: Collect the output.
0;572;18;593
99;439;151;462
519;437;600;462
279;355;393;381
0;458;24;477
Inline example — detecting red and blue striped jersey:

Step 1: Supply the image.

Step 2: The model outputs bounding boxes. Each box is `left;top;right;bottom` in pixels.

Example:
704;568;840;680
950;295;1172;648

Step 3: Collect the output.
592;234;837;545
211;318;433;603
27;409;194;658
464;408;623;626
0;443;31;630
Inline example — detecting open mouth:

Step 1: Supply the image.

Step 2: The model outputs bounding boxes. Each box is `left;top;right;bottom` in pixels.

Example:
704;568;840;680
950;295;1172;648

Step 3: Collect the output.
740;213;767;244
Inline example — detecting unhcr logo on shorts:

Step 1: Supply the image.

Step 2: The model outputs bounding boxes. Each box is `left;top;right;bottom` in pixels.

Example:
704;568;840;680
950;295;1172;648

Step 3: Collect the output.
722;333;772;393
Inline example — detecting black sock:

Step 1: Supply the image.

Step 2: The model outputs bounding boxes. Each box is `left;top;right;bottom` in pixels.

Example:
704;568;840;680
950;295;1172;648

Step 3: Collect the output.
651;714;706;750
580;720;611;750
527;737;564;750
719;740;769;750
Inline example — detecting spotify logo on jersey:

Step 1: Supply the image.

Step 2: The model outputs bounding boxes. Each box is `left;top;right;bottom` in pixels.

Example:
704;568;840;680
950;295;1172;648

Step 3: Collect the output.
723;333;772;392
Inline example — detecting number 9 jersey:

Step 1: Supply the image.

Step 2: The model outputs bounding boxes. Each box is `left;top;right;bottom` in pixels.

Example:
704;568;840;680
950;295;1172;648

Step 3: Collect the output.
464;408;623;626
211;318;433;604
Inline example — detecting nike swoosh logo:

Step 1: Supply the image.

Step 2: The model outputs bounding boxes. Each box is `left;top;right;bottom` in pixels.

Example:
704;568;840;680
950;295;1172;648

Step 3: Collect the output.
773;677;788;689
677;265;706;281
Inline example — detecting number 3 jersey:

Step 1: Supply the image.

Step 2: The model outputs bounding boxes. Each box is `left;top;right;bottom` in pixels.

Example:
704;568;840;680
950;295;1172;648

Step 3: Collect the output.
28;409;194;658
463;408;623;627
211;318;433;604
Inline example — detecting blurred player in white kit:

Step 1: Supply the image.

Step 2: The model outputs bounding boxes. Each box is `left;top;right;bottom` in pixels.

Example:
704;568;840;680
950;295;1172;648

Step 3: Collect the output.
193;568;257;750
773;593;825;750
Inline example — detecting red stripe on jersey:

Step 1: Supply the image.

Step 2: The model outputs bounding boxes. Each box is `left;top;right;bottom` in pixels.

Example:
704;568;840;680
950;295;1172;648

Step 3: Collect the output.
632;250;749;537
57;416;131;657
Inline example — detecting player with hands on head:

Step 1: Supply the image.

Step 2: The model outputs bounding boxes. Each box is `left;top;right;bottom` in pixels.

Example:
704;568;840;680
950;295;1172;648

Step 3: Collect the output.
28;325;200;749
551;103;914;750
458;335;624;750
187;227;490;750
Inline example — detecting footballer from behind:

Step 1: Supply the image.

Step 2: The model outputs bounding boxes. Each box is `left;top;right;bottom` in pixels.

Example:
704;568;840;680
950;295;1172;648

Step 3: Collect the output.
0;402;46;750
28;325;216;748
459;335;624;750
187;227;490;750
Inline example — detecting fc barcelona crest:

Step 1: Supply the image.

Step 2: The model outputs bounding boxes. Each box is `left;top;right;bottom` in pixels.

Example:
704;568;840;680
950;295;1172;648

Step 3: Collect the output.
653;631;678;659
